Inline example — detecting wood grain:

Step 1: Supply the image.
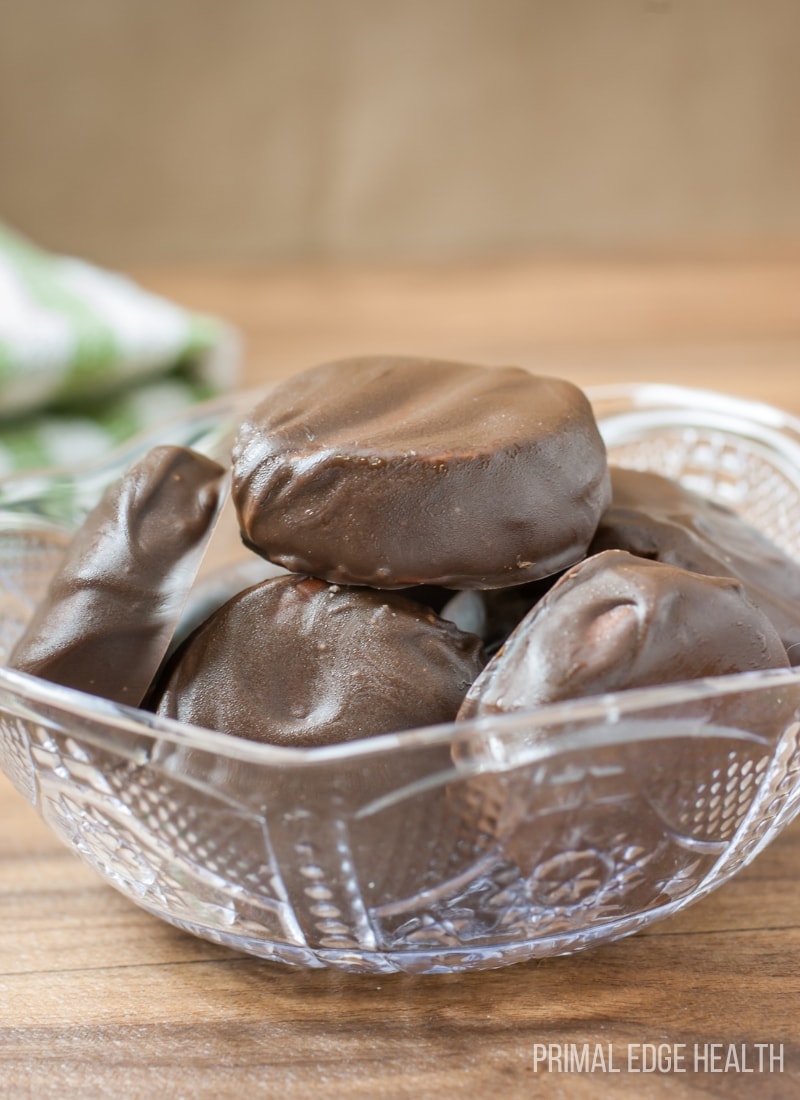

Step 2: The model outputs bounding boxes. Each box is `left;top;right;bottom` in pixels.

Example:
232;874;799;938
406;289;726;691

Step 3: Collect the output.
134;256;800;412
2;259;800;1098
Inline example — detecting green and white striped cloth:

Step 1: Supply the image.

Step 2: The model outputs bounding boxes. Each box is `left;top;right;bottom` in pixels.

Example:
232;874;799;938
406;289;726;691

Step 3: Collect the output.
0;224;239;475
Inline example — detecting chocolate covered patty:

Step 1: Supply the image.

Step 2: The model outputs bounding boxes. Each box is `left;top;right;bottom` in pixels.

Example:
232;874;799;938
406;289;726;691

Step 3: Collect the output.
10;445;226;705
458;550;790;718
154;574;486;746
590;466;800;665
232;356;611;589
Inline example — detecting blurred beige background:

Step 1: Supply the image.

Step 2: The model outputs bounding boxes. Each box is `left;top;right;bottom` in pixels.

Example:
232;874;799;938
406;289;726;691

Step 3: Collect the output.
1;0;799;264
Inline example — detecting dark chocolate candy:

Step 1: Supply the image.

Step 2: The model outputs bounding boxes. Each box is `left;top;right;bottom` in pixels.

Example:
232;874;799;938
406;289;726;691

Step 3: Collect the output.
154;574;486;746
458;550;790;718
232;356;611;589
10;445;226;706
590;466;800;665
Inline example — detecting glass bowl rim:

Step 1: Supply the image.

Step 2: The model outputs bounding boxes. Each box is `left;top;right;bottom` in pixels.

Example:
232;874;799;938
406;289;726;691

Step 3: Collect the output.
0;661;796;771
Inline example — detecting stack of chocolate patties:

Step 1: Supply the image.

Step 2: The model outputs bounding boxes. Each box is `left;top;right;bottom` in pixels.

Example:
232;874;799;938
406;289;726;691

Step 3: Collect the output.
151;355;614;746
11;357;800;747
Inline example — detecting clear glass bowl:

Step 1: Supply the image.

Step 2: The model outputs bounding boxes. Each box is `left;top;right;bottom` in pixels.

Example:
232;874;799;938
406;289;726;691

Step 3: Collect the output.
1;383;799;975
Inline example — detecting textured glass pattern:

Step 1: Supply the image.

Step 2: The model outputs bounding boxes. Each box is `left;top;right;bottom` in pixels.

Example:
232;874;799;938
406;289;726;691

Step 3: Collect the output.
1;384;799;974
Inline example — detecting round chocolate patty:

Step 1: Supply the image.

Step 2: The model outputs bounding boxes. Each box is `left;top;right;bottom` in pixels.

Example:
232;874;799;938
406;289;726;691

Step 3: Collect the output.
232;356;611;589
154;574;486;746
458;550;790;718
10;445;225;706
590;466;800;665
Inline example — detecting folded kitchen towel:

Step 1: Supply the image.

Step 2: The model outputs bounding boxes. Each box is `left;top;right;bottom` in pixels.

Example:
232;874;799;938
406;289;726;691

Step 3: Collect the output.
0;223;239;475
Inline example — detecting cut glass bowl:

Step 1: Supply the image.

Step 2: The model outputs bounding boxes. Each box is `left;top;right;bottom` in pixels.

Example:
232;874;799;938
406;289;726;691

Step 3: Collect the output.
1;383;799;975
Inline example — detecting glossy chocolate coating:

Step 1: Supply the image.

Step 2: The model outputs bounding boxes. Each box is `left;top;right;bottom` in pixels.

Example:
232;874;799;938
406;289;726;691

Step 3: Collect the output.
10;446;225;705
591;466;800;665
155;574;486;746
232;356;611;589
458;550;790;718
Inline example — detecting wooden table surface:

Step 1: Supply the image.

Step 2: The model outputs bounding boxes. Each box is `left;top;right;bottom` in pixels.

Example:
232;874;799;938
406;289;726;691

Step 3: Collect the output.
2;258;800;1098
